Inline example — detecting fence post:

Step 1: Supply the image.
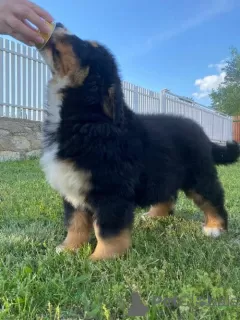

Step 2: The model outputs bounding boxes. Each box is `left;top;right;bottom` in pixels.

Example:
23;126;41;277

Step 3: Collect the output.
199;107;202;127
160;89;167;113
133;85;138;113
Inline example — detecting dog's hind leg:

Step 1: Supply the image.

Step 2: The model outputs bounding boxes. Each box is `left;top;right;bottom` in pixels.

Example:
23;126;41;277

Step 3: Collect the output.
89;196;134;260
185;175;228;237
56;199;93;253
142;194;177;218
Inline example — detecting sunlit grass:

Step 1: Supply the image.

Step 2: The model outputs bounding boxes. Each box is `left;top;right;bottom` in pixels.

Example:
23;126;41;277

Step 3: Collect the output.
0;160;240;319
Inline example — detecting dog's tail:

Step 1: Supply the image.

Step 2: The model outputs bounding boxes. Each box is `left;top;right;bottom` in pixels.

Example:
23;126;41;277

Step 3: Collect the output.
211;141;240;165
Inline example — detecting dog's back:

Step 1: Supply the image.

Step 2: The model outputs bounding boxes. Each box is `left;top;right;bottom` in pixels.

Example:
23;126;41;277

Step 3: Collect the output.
138;113;239;167
138;113;211;171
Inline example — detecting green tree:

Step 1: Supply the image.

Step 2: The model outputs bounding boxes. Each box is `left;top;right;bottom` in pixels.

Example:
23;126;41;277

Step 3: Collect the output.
210;47;240;116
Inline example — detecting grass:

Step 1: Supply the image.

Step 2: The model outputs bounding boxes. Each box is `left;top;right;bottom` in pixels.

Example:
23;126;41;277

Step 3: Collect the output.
0;160;240;319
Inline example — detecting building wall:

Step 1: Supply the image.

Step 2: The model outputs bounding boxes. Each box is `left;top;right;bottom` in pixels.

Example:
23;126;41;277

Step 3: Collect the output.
0;117;42;161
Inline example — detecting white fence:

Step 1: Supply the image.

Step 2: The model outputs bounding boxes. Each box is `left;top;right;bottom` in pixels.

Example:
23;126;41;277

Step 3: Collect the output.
0;37;233;143
121;84;232;143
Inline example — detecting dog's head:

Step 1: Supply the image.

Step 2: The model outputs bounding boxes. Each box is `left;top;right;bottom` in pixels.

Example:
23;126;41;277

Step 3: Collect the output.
39;22;124;124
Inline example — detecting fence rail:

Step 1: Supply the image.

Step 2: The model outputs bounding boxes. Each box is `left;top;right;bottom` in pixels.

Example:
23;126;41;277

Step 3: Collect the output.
0;37;233;143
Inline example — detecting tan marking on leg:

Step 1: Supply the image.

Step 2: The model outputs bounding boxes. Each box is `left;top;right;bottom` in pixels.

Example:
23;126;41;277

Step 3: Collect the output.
147;201;175;217
187;191;226;232
56;211;93;253
90;221;131;260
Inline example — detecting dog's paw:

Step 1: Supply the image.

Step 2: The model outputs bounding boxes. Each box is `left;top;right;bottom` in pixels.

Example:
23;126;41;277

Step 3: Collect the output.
56;244;67;254
141;212;150;220
55;243;78;254
89;253;101;261
202;226;223;238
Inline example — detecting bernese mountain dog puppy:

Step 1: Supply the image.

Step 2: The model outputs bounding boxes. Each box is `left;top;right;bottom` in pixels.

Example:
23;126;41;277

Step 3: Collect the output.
39;23;240;260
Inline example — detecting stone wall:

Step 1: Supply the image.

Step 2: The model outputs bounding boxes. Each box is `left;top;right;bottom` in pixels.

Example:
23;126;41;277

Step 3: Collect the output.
0;117;42;161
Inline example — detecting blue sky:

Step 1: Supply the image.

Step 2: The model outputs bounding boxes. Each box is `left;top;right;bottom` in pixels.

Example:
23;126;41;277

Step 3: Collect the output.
3;0;240;106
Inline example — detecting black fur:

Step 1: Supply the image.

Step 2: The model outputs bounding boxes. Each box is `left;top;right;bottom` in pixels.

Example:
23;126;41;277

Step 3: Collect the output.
43;25;239;241
63;198;75;227
211;141;240;165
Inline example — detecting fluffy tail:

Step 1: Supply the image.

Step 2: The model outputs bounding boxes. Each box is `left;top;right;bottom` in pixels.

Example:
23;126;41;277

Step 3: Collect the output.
211;141;240;165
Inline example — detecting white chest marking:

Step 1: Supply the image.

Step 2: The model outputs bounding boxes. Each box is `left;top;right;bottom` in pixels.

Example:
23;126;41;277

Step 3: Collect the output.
40;146;92;209
44;77;69;124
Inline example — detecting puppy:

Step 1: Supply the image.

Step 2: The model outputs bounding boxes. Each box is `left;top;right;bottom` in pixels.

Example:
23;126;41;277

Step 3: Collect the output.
39;23;240;260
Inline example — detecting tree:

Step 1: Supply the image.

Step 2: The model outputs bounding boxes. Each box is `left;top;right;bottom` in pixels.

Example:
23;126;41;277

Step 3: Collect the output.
224;48;240;84
210;47;240;116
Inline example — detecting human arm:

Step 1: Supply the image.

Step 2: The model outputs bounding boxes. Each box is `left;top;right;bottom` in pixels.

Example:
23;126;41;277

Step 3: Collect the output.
0;0;53;46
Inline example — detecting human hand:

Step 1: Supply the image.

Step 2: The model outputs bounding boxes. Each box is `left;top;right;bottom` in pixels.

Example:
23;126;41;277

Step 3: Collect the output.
0;0;54;46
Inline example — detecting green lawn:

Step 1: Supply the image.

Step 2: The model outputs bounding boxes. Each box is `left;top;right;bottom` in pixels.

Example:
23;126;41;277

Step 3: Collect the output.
0;160;240;320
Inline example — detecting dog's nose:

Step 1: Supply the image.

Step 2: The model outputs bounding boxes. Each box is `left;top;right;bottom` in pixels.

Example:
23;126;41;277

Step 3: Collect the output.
55;22;65;29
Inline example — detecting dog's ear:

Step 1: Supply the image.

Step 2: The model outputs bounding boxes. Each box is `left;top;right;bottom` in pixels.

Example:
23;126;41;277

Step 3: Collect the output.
103;85;124;126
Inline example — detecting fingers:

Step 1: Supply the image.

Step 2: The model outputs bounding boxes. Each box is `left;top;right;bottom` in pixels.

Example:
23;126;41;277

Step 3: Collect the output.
0;0;54;46
25;8;51;34
29;1;54;23
24;18;39;32
7;17;44;44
